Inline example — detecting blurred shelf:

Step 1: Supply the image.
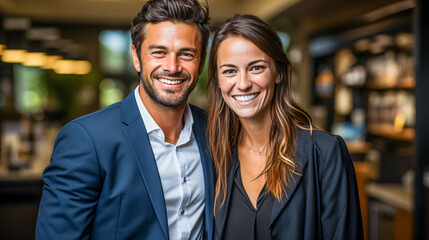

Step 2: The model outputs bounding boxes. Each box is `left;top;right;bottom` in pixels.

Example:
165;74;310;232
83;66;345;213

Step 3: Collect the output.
368;124;415;141
0;168;43;181
354;161;379;181
346;141;371;154
367;80;415;90
366;182;414;211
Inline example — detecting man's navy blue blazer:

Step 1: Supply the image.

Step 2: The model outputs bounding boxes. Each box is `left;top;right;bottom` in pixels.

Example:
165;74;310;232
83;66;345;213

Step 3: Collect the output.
36;91;214;240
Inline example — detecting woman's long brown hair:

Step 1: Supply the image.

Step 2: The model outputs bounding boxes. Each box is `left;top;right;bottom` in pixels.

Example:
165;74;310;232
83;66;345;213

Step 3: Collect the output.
207;14;313;214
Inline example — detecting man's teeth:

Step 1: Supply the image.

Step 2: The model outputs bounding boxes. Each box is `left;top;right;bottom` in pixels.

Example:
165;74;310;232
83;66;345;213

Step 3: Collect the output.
158;78;182;85
234;94;258;102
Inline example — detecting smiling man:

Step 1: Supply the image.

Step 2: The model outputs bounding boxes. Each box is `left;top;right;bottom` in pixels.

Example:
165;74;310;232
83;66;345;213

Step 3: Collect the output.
35;0;213;239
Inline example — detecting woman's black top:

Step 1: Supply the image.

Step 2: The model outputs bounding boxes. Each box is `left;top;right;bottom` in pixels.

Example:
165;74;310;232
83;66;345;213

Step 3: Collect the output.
222;155;275;240
215;130;364;240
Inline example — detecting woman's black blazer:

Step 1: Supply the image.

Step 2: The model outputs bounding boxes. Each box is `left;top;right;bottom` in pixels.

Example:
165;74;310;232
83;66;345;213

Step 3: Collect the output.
215;129;364;240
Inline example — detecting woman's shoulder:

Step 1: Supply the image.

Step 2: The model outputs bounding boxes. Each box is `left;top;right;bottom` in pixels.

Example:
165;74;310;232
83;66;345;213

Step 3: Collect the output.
297;127;349;159
297;127;353;181
297;127;343;144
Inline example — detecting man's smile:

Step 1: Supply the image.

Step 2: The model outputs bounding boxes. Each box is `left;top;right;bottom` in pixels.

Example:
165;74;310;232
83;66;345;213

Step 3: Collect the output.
157;78;185;85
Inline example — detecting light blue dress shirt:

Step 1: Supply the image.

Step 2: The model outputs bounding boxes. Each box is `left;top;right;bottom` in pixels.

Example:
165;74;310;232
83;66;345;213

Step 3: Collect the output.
134;87;205;240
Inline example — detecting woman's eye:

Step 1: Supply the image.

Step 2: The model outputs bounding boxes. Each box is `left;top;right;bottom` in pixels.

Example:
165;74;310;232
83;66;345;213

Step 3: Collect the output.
222;69;236;75
250;66;265;72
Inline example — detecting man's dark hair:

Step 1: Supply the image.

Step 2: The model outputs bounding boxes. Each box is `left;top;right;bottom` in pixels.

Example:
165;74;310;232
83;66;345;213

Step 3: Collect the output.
131;0;210;68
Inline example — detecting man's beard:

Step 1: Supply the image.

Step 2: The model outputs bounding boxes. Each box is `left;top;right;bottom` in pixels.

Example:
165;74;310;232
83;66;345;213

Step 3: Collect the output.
140;67;193;107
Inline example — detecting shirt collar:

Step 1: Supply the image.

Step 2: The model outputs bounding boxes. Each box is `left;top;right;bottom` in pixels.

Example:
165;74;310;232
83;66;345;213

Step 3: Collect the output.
134;86;194;143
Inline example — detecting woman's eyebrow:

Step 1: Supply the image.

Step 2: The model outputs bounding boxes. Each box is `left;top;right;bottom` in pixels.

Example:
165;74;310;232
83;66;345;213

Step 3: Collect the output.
247;59;268;67
219;60;268;69
219;63;237;69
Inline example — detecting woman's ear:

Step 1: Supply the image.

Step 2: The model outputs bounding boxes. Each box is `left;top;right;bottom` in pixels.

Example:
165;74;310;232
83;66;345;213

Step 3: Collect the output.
275;73;281;84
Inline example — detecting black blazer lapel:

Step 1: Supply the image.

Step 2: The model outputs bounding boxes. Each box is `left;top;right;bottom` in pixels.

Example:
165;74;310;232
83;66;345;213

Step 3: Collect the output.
120;92;169;240
214;146;237;239
270;131;311;226
190;105;214;240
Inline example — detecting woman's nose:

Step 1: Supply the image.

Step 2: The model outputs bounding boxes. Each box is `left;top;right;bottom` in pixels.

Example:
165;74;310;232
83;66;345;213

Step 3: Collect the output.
237;73;252;91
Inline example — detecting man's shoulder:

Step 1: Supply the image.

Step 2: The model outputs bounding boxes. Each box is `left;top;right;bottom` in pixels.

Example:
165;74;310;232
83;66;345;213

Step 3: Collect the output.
73;102;122;126
57;102;125;139
56;102;127;143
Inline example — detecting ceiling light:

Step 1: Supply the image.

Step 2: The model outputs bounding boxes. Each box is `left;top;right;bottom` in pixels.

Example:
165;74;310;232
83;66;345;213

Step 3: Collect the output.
74;60;92;75
1;49;27;63
0;44;5;55
23;52;47;67
54;59;76;74
42;55;62;69
53;59;92;75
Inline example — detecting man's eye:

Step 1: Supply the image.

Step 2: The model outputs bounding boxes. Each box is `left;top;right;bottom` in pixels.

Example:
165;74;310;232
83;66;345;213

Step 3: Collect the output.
152;51;165;56
181;53;194;59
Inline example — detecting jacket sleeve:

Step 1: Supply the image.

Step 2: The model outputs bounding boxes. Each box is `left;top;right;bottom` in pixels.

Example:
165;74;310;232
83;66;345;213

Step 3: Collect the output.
319;135;364;240
36;121;102;240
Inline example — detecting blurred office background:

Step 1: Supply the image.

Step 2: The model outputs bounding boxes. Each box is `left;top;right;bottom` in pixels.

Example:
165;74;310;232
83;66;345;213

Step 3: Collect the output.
0;0;428;239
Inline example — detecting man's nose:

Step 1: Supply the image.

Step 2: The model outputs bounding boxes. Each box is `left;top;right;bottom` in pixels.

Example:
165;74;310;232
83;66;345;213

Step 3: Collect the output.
162;54;181;73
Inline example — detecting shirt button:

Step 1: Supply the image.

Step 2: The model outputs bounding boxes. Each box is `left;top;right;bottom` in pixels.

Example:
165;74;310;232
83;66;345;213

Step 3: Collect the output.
180;209;185;215
183;177;187;182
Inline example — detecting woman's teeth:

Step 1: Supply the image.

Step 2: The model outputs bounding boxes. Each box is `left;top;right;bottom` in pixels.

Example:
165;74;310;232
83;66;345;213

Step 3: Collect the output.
158;78;183;85
233;94;258;102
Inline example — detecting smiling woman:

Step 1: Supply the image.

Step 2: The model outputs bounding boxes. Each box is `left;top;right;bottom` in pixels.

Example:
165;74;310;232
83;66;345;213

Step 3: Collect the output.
207;14;363;240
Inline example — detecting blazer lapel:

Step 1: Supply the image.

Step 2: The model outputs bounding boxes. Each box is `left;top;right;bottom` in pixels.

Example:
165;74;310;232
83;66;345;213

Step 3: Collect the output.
270;131;311;226
190;105;214;240
120;92;169;240
214;146;237;239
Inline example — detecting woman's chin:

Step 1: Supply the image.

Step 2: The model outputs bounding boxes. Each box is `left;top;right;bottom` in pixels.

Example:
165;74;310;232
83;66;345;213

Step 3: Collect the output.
232;109;260;120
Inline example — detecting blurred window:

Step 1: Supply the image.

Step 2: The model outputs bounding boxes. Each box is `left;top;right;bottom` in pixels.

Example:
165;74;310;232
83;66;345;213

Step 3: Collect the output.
99;30;132;74
99;78;124;108
277;31;290;51
14;65;47;114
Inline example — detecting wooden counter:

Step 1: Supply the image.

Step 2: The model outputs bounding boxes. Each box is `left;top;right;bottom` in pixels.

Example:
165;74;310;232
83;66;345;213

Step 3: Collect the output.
354;161;378;239
366;183;414;240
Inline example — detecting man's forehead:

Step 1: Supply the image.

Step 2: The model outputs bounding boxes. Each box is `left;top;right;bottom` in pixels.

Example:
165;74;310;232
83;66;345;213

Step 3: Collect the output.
142;21;201;44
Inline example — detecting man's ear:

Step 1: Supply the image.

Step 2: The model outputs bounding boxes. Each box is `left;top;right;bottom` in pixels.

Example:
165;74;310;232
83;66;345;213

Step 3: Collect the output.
131;44;141;73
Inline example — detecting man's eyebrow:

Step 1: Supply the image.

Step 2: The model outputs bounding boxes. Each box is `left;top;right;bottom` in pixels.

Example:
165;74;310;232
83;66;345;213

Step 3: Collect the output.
148;45;198;53
148;45;167;50
180;47;198;53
